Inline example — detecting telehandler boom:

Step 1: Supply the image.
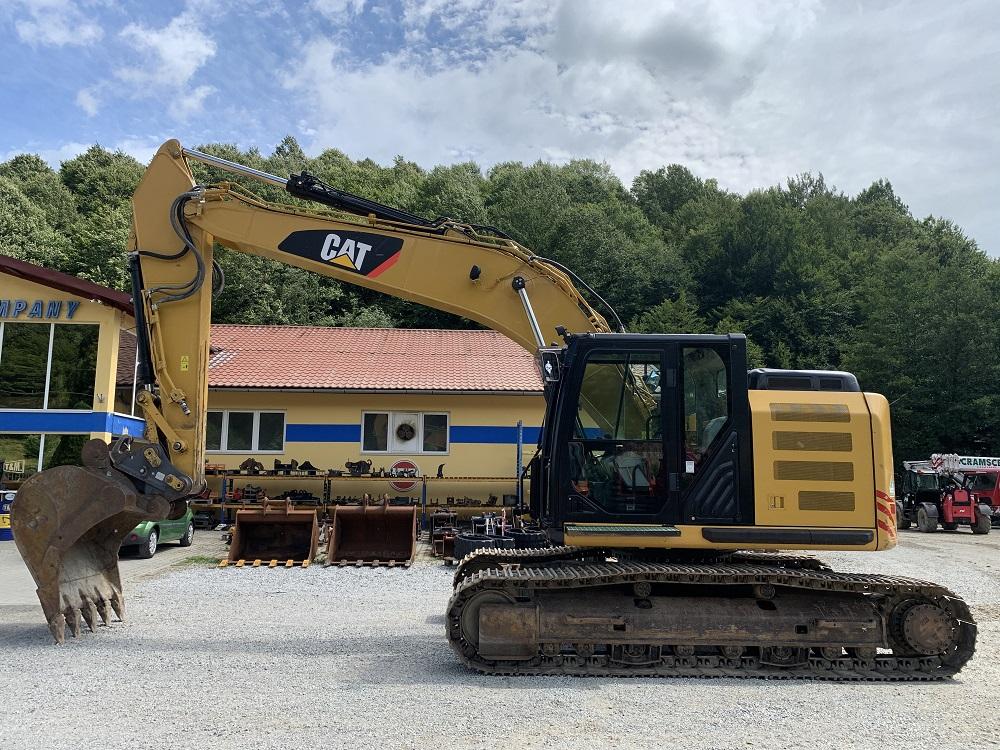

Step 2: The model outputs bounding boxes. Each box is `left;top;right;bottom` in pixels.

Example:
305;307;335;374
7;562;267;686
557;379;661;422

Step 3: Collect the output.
12;141;975;678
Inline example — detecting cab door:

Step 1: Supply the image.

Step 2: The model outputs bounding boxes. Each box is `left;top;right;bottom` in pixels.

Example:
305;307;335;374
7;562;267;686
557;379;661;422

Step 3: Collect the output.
553;343;679;525
547;335;751;530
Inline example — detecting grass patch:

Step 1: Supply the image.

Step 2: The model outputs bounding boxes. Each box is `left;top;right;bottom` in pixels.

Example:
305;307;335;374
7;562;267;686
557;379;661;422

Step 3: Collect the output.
176;555;222;567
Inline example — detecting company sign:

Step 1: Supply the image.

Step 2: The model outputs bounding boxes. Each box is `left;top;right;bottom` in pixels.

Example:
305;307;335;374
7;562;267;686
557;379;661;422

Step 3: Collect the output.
0;299;82;319
931;454;1000;471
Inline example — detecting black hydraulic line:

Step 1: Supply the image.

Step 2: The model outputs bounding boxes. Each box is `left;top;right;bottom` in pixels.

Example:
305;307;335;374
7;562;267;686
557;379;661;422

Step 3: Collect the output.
127;253;156;387
529;254;626;333
286;172;441;229
143;192;206;303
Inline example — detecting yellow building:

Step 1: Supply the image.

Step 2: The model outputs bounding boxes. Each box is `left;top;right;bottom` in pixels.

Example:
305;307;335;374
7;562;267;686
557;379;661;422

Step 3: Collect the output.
2;258;545;508
0;256;143;480
197;325;544;506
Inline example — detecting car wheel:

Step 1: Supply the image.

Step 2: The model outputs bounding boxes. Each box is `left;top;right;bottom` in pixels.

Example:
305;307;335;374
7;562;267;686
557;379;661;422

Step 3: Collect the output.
179;522;194;547
138;529;158;558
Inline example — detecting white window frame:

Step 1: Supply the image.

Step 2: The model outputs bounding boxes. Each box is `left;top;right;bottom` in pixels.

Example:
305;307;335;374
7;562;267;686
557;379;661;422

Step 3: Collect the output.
206;409;286;453
361;411;449;455
0;321;100;412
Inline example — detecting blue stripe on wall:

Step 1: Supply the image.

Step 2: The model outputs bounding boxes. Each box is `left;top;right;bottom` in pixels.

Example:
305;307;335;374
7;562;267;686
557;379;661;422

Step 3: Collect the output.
0;411;145;435
285;423;361;442
449;426;542;444
282;423;541;445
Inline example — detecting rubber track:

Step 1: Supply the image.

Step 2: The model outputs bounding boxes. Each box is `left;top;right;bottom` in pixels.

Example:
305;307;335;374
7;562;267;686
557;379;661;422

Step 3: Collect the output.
445;560;976;680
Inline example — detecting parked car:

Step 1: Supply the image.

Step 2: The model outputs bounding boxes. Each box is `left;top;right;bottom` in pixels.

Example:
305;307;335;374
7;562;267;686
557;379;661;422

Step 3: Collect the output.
120;502;195;558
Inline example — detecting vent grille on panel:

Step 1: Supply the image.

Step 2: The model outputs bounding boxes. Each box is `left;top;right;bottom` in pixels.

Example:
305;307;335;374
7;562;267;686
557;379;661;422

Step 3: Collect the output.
770;403;851;423
772;431;853;452
774;460;855;482
799;491;856;512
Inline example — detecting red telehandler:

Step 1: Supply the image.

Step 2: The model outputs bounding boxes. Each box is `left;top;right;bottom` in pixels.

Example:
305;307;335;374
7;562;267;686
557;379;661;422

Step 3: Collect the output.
898;454;997;534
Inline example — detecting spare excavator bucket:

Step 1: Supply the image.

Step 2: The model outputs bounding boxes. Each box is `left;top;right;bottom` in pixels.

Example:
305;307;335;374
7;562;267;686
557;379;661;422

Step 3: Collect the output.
227;500;318;565
10;441;173;643
327;504;418;567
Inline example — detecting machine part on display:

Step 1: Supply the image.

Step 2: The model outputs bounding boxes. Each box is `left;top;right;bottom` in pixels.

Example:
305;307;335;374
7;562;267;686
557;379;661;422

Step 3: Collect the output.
10;440;175;643
509;529;549;548
225;499;319;566
437;463;445;478
446;558;976;679
277;490;321;506
239;458;265;474
273;458;299;475
325;505;418;567
345;459;373;476
298;461;320;475
453;533;502;561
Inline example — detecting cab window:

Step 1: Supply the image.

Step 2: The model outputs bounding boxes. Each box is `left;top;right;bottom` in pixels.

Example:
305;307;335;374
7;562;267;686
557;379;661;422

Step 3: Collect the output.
569;352;666;515
681;347;729;474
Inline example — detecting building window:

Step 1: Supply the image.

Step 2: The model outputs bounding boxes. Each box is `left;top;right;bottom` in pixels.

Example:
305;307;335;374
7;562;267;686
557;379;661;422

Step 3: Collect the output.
361;411;449;454
0;322;99;410
206;410;285;452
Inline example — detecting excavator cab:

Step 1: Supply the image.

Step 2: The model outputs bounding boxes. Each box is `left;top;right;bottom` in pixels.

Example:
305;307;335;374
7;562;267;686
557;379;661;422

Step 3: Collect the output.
534;333;752;542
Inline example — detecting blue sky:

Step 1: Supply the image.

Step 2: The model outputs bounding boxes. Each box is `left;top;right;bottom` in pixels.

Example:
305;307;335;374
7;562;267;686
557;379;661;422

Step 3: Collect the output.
1;0;998;254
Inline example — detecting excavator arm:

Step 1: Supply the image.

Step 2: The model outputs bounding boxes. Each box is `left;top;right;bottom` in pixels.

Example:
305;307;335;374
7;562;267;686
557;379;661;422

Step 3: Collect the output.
129;140;612;487
12;140;614;641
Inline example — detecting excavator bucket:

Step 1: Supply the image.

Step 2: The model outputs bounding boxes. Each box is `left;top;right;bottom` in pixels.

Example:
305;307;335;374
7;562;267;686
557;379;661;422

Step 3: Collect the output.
10;441;173;643
327;504;418;566
227;500;318;565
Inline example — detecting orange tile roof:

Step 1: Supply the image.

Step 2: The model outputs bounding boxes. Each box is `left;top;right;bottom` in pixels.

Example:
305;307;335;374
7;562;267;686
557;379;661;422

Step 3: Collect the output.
207;325;543;393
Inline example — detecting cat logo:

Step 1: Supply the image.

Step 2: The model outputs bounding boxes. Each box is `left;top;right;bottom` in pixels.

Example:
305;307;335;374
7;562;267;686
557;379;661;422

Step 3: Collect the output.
278;229;404;278
320;233;371;271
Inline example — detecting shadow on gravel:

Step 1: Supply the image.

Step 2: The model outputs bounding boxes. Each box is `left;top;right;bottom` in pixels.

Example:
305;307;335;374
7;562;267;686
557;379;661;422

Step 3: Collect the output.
0;627;611;688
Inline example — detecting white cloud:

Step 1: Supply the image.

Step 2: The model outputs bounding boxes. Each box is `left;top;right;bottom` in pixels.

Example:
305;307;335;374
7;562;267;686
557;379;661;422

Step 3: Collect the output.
11;0;103;46
106;4;218;119
311;0;366;20
283;0;1000;253
118;12;217;89
75;86;101;116
168;84;215;120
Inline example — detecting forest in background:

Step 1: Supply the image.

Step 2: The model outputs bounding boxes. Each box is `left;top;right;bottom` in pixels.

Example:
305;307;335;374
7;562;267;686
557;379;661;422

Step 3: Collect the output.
2;136;998;464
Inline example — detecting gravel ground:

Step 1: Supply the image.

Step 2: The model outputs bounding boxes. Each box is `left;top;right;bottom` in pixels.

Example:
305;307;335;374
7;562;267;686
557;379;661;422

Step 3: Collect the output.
2;529;999;750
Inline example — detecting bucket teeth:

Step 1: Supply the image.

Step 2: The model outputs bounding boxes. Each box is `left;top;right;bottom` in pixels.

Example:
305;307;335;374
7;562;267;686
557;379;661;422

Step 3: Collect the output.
81;597;97;632
48;613;66;644
95;598;111;626
110;591;125;622
67;608;82;638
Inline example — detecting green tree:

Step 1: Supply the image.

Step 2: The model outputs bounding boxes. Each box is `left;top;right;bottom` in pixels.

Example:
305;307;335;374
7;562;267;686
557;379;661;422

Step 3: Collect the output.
630;293;708;334
0;176;71;266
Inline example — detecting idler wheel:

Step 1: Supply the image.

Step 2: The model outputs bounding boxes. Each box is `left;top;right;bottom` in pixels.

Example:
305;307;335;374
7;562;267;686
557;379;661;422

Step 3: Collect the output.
459;590;515;649
901;602;958;656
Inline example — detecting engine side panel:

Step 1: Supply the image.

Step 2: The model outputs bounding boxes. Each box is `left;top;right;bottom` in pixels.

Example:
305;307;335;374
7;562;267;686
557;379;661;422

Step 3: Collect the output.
749;390;877;531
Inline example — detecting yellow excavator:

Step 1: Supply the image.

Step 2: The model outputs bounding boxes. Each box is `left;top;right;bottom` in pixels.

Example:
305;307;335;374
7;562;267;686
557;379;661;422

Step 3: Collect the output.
12;141;975;679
